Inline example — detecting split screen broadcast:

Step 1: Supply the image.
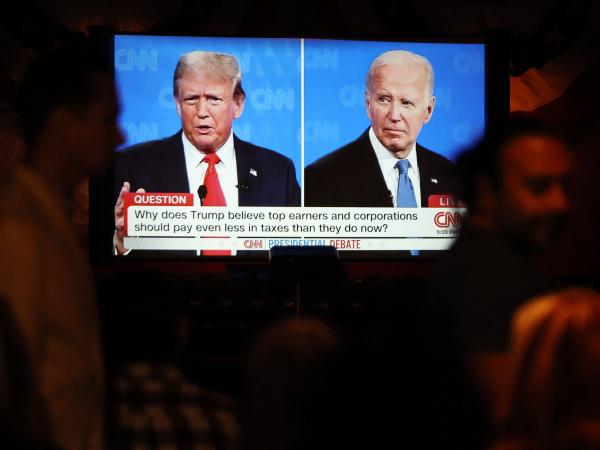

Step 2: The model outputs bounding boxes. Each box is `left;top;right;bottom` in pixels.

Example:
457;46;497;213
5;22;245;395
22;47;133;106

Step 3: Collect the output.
113;35;485;257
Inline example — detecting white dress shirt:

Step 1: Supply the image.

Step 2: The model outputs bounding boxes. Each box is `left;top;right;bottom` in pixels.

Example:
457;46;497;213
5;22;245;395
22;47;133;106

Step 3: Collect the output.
182;131;239;206
369;127;422;207
182;132;239;255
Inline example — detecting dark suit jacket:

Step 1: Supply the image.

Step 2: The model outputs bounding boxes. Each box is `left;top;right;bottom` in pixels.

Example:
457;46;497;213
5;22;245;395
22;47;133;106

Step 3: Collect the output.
305;129;457;207
115;131;299;258
115;131;300;206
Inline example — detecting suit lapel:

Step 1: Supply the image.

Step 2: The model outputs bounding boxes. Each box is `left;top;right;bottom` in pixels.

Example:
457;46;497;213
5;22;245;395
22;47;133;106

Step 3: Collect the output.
416;144;434;207
157;132;190;193
233;135;262;206
354;130;394;207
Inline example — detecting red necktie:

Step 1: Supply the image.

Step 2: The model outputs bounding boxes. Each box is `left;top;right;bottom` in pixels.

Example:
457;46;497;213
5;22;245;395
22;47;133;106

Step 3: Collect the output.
201;153;230;256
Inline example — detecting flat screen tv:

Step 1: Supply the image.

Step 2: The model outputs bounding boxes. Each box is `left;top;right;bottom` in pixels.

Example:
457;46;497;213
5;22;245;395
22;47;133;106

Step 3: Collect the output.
89;33;508;262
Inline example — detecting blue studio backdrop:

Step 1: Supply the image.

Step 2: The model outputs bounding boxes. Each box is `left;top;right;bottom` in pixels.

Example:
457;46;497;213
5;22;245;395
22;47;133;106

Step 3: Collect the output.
115;36;485;186
303;39;486;166
115;35;302;184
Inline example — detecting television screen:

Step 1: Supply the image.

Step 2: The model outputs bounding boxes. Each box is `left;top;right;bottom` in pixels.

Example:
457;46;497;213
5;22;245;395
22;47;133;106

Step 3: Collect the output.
100;34;501;259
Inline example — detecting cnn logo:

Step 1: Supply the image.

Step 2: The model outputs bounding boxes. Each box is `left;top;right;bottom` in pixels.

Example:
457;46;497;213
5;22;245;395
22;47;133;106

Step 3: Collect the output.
434;211;463;228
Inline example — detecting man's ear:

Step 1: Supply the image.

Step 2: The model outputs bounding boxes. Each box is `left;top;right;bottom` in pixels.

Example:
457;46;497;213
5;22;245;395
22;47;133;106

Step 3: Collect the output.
47;106;77;139
233;95;245;119
423;95;435;124
40;106;80;160
175;95;182;119
365;91;373;121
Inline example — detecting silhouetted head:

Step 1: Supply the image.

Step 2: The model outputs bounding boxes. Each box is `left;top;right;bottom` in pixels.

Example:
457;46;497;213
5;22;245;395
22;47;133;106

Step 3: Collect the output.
244;319;338;450
457;115;573;249
504;288;600;448
17;42;123;180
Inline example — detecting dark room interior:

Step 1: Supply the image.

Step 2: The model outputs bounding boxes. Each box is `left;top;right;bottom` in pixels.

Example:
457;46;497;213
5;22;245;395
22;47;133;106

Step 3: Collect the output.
0;1;599;449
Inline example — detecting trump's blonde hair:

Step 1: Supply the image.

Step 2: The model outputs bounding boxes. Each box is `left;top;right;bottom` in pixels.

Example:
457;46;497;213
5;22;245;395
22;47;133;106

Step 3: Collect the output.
173;50;245;100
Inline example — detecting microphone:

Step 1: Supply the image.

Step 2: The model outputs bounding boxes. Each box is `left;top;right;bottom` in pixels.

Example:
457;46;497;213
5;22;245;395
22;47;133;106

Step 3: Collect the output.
198;185;207;205
236;180;250;191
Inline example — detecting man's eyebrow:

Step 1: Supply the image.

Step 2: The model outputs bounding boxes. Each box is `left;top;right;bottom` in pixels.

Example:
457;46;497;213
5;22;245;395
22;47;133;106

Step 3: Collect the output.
181;89;226;100
204;90;226;97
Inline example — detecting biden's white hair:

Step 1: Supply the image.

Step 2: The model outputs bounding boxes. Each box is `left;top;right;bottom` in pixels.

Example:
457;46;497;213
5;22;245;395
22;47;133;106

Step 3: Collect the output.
366;50;434;98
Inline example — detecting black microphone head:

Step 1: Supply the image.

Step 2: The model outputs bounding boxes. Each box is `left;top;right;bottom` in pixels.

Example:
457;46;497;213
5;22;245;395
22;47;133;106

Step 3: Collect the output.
198;185;207;200
236;180;250;190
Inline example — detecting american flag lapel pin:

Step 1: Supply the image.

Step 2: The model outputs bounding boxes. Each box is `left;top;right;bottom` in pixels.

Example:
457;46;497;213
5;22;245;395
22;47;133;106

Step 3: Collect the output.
250;168;258;177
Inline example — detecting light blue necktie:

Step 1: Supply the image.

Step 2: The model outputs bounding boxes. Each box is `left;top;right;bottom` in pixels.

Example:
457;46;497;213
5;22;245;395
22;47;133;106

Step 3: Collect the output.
396;159;419;256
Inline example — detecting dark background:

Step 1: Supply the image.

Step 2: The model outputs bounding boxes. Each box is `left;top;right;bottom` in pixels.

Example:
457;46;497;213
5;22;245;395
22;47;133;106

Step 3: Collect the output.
1;0;598;394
